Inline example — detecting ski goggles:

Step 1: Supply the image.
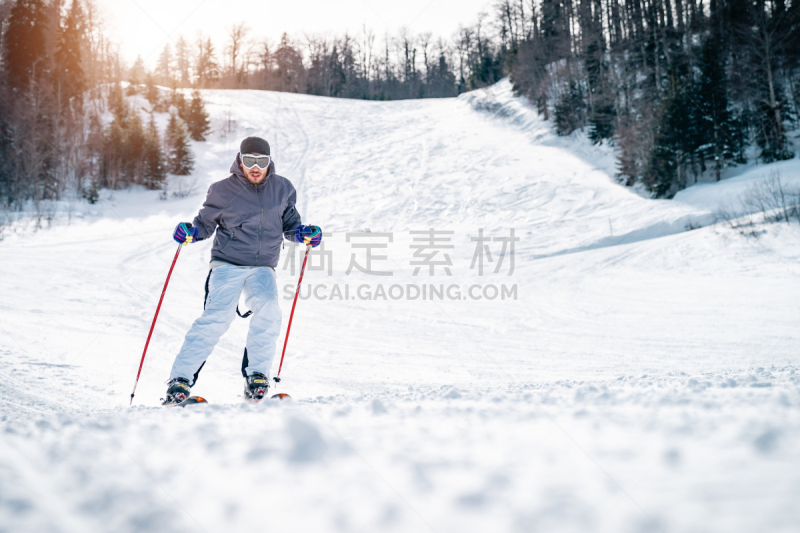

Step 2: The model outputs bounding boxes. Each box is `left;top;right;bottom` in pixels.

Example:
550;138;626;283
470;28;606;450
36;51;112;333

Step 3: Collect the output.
240;153;271;170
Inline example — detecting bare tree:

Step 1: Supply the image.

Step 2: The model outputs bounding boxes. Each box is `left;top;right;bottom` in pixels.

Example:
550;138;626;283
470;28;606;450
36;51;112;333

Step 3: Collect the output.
175;35;191;87
359;25;375;90
737;3;793;160
225;22;250;88
419;31;432;85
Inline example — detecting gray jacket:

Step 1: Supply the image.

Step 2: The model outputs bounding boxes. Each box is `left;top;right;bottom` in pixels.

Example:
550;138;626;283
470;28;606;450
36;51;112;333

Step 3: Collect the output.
192;155;302;268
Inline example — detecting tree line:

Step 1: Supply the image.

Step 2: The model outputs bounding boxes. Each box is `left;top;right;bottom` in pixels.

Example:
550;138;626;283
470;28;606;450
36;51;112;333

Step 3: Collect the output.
0;0;207;213
146;1;800;197
139;22;501;100
3;0;797;210
0;0;506;213
501;0;799;196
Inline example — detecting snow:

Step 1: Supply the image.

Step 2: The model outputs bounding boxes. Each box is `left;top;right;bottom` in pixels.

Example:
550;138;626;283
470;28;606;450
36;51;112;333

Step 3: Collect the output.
1;81;800;532
673;157;800;213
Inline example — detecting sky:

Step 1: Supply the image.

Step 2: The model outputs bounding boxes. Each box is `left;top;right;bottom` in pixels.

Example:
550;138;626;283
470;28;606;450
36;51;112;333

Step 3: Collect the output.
94;0;495;66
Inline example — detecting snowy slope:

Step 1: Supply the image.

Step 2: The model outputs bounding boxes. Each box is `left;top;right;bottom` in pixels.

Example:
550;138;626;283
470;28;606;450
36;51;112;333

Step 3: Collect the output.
1;82;799;533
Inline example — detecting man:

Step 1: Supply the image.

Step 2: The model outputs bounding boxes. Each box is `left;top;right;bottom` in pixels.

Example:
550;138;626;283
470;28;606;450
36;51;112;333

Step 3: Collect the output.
164;136;321;405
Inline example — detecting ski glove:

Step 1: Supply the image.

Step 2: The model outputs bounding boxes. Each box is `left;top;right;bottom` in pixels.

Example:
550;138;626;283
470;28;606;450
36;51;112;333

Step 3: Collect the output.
173;222;199;245
292;225;322;247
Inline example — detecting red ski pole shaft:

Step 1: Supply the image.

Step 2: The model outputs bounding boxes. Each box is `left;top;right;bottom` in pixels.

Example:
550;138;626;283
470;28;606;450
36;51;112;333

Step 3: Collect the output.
130;244;183;405
275;244;311;381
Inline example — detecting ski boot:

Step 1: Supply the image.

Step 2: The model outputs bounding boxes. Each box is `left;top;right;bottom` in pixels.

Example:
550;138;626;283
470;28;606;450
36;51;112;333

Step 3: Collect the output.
161;377;191;406
244;372;269;402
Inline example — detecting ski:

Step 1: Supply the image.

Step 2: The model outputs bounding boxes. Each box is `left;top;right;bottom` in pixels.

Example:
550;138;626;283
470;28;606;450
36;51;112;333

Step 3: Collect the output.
180;396;209;406
162;395;208;407
243;392;291;403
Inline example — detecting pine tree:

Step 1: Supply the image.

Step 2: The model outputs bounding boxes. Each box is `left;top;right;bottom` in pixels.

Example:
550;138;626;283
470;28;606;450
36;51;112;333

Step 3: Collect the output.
4;0;50;90
644;79;694;197
694;36;743;180
175;36;191;87
104;119;124;188
740;3;795;164
129;55;145;88
55;0;85;106
144;72;160;108
275;33;304;93
195;37;220;88
586;40;615;143
165;111;194;175
103;91;130;188
143;113;166;189
85;113;105;191
753;85;794;163
589;99;616;143
615;114;642;187
185;89;211;141
554;80;586;136
123;112;146;184
108;82;127;119
156;43;173;87
81;114;103;204
170;89;187;118
0;114;16;206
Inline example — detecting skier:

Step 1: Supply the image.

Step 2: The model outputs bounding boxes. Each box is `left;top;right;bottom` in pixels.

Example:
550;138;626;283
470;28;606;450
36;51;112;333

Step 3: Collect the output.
163;136;321;405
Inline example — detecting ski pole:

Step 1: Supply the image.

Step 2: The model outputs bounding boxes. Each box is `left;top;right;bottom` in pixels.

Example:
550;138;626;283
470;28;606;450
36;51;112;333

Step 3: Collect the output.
130;243;183;405
274;243;312;383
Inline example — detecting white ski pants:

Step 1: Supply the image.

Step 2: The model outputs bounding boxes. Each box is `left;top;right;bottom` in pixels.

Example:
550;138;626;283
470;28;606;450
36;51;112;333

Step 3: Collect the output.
170;263;281;382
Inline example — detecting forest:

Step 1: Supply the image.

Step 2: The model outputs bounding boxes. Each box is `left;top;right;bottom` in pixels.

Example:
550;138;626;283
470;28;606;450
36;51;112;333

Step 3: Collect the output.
0;0;798;215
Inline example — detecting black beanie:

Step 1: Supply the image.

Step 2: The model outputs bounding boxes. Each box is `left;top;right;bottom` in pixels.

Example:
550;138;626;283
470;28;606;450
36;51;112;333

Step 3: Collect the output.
240;136;270;155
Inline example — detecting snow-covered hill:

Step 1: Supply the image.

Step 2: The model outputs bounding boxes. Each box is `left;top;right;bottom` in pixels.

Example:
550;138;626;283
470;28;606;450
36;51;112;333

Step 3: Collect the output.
1;82;798;533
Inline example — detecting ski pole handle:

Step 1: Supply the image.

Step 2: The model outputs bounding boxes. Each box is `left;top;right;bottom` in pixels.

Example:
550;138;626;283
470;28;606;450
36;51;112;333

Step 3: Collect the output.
130;243;182;405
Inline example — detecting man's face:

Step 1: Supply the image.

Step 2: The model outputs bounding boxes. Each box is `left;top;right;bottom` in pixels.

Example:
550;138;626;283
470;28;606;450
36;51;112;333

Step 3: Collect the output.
240;154;269;184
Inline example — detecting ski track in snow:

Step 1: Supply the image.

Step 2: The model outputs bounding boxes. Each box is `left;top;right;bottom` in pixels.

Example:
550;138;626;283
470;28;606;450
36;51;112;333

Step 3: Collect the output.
1;80;799;532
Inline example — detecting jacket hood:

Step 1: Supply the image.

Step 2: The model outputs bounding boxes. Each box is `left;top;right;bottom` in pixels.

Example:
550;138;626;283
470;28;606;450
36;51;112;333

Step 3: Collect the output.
230;153;276;188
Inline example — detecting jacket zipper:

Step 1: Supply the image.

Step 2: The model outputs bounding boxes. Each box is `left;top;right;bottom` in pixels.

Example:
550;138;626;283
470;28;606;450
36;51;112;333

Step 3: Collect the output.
255;185;264;266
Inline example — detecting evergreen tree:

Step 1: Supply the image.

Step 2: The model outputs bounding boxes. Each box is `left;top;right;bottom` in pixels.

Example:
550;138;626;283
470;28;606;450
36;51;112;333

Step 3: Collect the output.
104;119;124;188
103;91;130;188
589;99;616;143
275;33;305;93
170;89;187;118
554;80;586;136
694;36;743;180
144;72;160;108
753;85;794;163
122;112;146;184
85;113;105;192
739;3;795;164
185;89;211;141
0;114;16;206
156;43;173;87
55;0;85;106
175;36;191;87
586;41;616;143
165;111;194;175
103;99;149;187
108;82;127;119
143;113;166;189
469;52;503;89
81;180;99;204
195;38;220;88
129;55;145;88
539;0;570;61
644;79;694;197
615;113;642;186
4;0;50;90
